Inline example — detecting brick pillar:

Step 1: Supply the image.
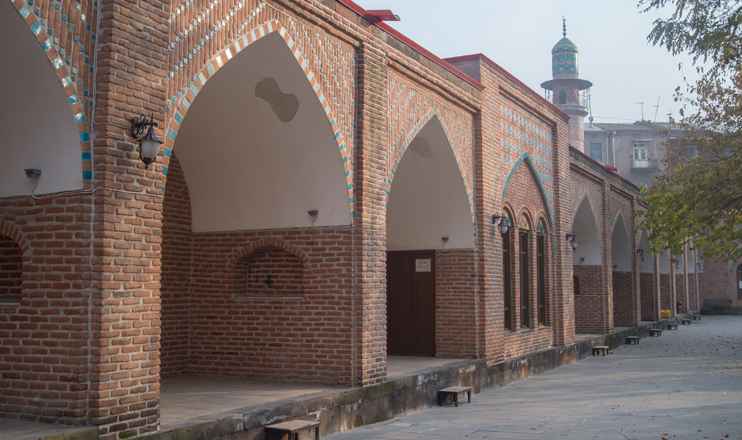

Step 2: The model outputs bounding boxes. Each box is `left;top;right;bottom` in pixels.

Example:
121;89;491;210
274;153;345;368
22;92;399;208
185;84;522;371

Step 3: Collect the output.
692;250;700;311
629;198;641;326
682;250;690;312
651;253;661;321
354;41;388;386
669;258;677;317
89;0;169;437
552;120;574;346
601;182;613;333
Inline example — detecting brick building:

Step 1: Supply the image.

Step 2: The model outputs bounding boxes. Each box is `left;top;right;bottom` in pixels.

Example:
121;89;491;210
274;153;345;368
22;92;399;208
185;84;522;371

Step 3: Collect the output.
1;1;666;437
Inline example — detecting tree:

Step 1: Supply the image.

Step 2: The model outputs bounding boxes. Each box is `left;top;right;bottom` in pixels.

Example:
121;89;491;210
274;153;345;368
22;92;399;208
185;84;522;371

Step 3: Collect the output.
638;0;742;262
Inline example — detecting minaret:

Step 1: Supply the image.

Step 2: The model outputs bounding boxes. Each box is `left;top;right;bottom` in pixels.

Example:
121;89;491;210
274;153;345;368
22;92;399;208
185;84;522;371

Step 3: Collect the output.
541;18;592;152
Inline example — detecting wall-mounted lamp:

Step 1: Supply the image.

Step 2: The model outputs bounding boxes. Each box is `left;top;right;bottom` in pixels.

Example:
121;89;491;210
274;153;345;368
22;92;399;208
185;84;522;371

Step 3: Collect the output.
131;114;163;169
637;248;645;262
580;257;585;263
492;213;510;235
24;168;41;179
613;265;618;270
565;233;578;251
675;261;680;270
697;262;702;269
308;209;319;227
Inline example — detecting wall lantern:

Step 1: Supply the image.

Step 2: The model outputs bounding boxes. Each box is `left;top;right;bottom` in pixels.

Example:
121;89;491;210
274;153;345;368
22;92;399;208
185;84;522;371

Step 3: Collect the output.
565;233;578;251
637;248;645;261
491;213;511;235
131;114;163;169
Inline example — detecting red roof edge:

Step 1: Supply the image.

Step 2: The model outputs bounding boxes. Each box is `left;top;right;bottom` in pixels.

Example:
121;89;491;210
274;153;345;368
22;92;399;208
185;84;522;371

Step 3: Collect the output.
334;0;484;91
445;54;570;120
569;146;639;190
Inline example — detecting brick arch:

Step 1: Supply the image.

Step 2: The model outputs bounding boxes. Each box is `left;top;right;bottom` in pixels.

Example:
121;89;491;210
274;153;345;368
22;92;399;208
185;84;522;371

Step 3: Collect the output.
163;19;354;220
502;153;554;231
516;209;534;231
386;111;476;236
612;210;630;235
0;220;29;256
8;2;92;186
231;238;308;266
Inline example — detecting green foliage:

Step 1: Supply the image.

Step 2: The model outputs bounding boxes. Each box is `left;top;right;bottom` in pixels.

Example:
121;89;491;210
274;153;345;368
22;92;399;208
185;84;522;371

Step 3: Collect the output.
638;0;742;262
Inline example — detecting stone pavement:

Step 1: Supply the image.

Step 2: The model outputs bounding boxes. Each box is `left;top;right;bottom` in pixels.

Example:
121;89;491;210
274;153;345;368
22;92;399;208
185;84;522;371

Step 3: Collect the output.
327;316;742;440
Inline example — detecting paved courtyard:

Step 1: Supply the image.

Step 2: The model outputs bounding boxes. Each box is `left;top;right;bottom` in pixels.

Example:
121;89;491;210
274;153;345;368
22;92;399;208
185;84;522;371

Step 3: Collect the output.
327;316;742;440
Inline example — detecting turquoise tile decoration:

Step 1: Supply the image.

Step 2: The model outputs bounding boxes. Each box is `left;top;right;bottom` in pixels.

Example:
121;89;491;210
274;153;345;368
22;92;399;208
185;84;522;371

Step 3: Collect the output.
81;152;91;161
82;171;92;180
79;132;89;142
19;4;31;18
32;22;42;35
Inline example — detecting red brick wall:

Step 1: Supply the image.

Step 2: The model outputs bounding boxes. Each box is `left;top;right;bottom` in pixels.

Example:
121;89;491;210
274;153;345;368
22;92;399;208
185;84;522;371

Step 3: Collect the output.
612;272;633;326
573;265;607;333
699;259;742;309
160;153;192;377
676;274;686;312
0;234;22;302
236;247;304;297
640;273;656;321
435;249;478;358
660;274;673;311
0;197;92;425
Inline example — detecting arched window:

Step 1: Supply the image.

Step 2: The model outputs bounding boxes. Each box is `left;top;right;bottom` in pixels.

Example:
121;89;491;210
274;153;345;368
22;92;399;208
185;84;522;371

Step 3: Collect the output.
558;89;567;105
235;245;304;297
519;214;531;328
0;234;22;303
537;219;547;325
502;212;512;330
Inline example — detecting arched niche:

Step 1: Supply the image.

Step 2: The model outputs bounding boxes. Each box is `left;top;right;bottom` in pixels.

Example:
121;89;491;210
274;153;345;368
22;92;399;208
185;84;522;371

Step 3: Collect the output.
387;116;473;251
173;31;350;232
0;1;82;197
572;195;601;265
612;212;632;272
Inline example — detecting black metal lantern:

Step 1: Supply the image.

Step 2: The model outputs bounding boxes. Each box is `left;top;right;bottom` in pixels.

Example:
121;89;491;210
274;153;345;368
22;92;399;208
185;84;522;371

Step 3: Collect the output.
131;114;163;169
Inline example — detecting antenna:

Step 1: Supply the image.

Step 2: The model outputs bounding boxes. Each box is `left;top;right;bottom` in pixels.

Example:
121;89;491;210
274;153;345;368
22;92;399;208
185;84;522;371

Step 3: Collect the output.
636;102;645;121
652;96;660;121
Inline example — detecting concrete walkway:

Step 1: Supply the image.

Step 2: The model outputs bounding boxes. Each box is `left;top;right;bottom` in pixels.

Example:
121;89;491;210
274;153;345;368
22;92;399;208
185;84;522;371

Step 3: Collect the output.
327;316;742;440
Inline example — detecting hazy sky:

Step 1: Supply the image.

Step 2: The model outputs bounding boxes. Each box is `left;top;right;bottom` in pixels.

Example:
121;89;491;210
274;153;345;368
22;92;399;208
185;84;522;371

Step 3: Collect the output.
358;0;700;124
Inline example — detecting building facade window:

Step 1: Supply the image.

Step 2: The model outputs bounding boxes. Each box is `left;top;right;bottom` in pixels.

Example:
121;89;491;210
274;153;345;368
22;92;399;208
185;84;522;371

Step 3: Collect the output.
502;222;511;330
518;215;531;329
537;222;547;325
633;142;647;160
589;143;602;162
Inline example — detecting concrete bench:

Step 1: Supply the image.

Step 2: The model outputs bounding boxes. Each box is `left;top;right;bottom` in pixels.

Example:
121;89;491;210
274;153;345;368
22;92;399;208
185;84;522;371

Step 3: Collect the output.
682;318;692;325
649;329;661;337
692;314;701;321
265;420;320;440
668;323;678;330
593;345;609;356
438;386;472;407
626;335;639;345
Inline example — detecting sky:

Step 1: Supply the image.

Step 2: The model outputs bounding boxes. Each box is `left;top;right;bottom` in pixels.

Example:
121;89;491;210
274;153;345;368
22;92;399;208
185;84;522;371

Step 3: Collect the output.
357;0;701;124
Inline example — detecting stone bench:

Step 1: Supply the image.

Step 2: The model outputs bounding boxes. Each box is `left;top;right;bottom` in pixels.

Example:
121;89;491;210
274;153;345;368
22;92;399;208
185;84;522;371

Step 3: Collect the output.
668;323;678;330
692;314;701;321
438;386;472;407
593;345;609;356
682;318;692;325
265;420;320;440
626;335;639;345
649;328;661;337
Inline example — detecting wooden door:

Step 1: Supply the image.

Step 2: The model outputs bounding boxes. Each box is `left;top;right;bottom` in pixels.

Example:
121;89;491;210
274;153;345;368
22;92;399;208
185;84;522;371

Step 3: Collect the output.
387;251;436;356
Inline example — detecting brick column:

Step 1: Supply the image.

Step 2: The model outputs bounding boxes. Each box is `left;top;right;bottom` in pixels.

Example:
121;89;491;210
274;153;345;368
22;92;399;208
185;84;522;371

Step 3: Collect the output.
630;198;641;326
601;182;613;333
652;253;662;321
354;41;388;386
552;120;574;346
669;258;678;317
89;0;169;437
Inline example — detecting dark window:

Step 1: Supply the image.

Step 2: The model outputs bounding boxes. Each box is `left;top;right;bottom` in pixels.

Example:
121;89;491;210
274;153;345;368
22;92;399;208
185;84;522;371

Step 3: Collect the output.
558;89;567;105
503;229;511;330
519;232;530;328
537;234;547;325
589;143;602;162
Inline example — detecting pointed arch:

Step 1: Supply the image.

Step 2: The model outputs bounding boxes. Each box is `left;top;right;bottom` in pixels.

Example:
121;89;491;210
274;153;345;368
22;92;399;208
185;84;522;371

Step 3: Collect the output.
502;153;554;231
163;20;354;221
387;110;476;239
3;1;92;189
612;211;632;272
572;193;602;265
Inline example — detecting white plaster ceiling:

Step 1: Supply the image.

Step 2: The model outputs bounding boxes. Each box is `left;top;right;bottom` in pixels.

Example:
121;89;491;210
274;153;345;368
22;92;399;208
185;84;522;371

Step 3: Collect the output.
0;1;82;197
174;32;350;232
612;213;632;272
572;196;601;265
386;117;473;251
639;231;653;273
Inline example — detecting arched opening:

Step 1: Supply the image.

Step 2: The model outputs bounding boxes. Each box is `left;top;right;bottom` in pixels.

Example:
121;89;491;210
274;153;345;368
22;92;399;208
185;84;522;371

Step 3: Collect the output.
0;234;22;303
558;89;567;105
386;115;473;358
159;30;354;386
0;1;82;197
612;212;634;326
234;246;304;297
571;195;604;333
